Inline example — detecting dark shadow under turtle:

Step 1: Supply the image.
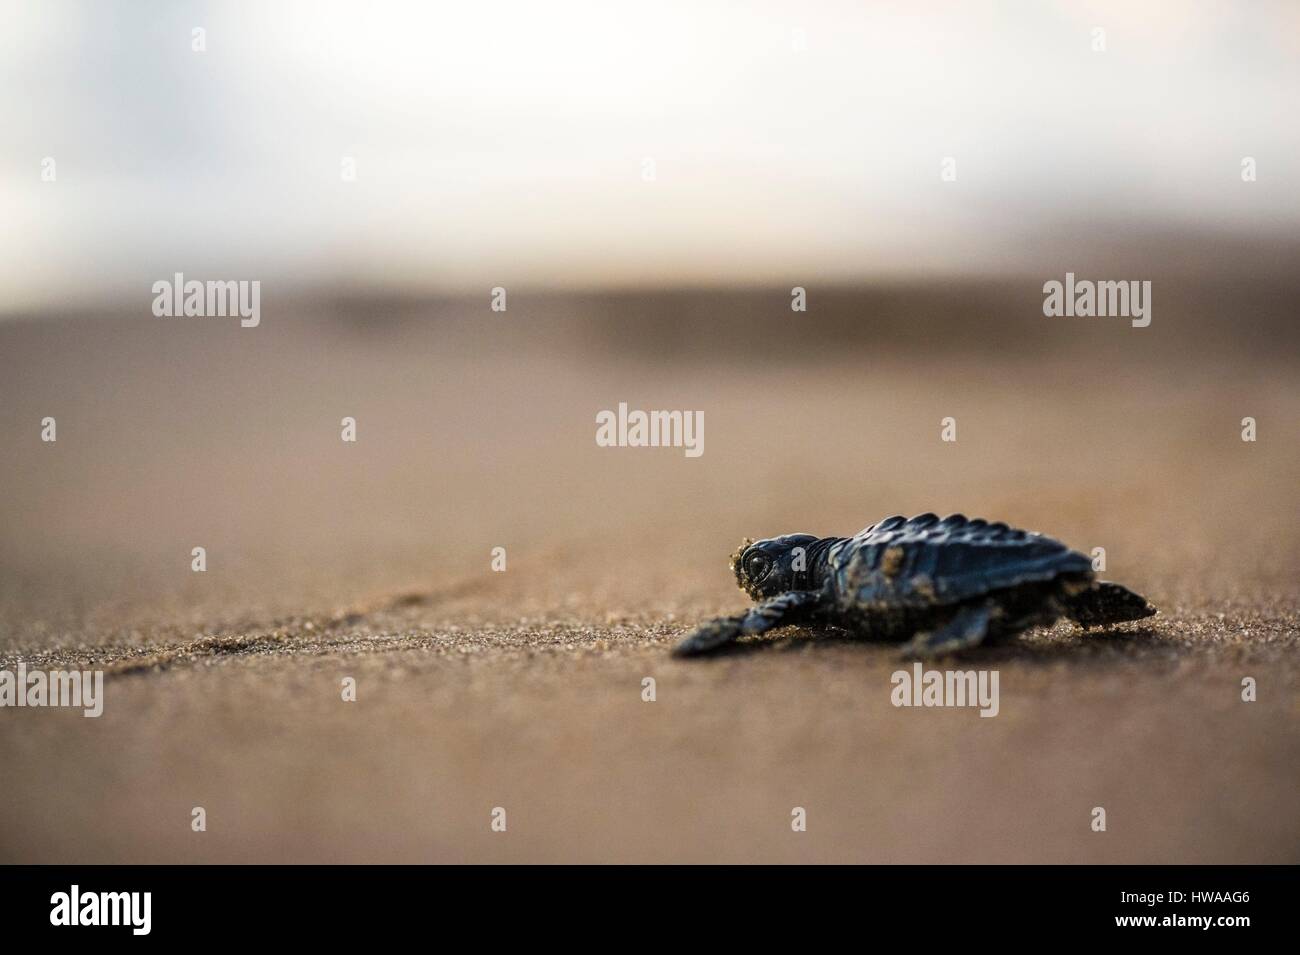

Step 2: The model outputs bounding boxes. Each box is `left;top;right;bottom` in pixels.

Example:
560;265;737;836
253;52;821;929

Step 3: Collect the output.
672;513;1156;658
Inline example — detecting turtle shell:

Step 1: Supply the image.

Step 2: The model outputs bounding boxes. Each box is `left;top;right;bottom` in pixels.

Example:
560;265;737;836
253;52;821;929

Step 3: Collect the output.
828;513;1092;609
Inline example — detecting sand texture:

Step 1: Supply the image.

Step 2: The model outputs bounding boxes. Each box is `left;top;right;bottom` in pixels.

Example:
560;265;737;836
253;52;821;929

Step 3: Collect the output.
2;287;1297;863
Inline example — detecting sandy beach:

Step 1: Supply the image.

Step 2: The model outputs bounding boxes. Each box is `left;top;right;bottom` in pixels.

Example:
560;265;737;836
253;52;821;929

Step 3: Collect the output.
1;285;1297;863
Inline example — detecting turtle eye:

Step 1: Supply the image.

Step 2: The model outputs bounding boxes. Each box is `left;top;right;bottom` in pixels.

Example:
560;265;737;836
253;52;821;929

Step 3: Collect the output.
747;554;772;579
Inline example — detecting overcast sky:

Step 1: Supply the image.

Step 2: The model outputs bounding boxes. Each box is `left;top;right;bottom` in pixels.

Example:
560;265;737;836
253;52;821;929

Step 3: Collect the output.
3;0;1298;313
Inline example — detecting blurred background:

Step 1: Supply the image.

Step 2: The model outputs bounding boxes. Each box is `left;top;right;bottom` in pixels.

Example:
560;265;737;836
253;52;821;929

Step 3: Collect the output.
3;0;1300;310
1;1;1297;863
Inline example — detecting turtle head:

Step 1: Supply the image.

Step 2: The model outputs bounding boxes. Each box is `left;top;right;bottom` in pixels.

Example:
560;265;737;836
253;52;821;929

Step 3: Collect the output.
730;534;824;600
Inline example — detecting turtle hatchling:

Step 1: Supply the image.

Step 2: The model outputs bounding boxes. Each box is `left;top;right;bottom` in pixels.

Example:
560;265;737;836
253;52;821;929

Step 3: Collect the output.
672;514;1155;658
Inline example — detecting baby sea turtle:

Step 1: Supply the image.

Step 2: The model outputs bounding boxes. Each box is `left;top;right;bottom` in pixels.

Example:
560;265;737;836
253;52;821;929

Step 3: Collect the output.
672;513;1155;658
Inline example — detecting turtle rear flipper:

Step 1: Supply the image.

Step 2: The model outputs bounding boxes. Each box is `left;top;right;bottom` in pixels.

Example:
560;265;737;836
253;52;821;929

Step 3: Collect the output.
1062;582;1155;628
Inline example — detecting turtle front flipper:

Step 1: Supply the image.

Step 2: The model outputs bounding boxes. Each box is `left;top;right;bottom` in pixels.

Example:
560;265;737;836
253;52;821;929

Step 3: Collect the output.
899;602;993;658
672;591;823;657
